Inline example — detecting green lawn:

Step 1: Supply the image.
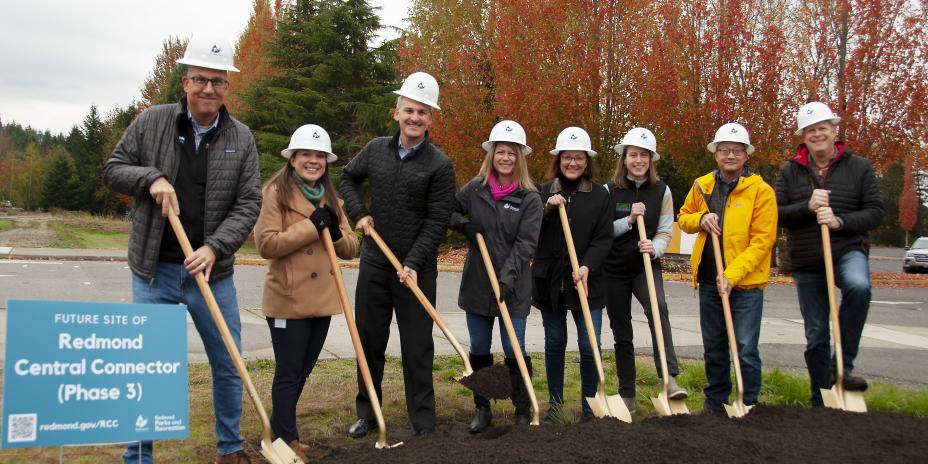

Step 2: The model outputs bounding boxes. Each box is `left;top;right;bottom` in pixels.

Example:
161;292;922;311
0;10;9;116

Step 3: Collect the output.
1;354;925;463
49;221;129;249
0;219;12;232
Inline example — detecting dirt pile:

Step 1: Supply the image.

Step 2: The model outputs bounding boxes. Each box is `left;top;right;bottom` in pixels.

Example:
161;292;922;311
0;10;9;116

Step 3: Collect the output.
310;406;926;463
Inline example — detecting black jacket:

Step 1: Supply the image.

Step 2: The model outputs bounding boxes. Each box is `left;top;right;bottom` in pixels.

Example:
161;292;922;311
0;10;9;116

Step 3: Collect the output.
340;132;456;272
532;178;613;311
774;143;884;272
450;177;543;317
604;179;667;278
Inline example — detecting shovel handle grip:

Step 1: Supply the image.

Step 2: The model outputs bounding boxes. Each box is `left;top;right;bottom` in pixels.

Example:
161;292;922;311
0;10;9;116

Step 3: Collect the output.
475;233;540;425
821;225;846;391
166;210;274;444
367;226;473;376
710;232;746;405
320;228;392;445
637;217;672;395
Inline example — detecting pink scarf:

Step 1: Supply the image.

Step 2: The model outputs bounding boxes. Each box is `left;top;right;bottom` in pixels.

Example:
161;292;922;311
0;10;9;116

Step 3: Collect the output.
489;173;518;201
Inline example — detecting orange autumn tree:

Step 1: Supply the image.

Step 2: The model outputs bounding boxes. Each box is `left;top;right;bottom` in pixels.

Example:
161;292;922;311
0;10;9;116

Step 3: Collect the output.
227;0;282;114
899;156;919;244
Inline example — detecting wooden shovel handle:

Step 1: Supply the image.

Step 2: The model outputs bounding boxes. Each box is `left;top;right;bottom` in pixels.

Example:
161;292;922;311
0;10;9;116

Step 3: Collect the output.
166;210;274;445
320;228;391;446
556;204;608;387
475;233;540;425
637;216;672;396
367;226;473;376
821;224;846;393
710;231;746;405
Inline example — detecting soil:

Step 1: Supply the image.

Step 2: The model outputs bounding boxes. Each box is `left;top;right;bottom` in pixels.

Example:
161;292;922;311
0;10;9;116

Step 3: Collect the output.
0;214;56;247
308;406;926;463
459;364;513;399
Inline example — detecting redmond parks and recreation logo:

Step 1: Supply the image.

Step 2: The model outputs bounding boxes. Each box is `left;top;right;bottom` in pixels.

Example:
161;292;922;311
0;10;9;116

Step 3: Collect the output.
135;415;149;431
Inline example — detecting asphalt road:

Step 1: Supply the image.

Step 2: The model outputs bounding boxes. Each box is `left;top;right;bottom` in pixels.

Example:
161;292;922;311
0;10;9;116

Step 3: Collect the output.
1;258;926;388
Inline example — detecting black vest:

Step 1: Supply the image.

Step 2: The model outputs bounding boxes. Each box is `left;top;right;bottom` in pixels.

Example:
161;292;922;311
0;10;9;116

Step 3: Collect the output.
604;179;666;277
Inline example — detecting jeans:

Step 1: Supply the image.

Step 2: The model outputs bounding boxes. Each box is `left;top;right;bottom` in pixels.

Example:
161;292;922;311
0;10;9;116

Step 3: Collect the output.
124;263;244;464
267;316;331;444
793;250;871;406
698;285;763;412
466;312;527;358
541;307;603;417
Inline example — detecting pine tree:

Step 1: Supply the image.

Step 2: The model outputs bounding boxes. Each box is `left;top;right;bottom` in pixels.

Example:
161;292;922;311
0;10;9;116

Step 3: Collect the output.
41;150;82;211
73;105;106;211
239;0;398;179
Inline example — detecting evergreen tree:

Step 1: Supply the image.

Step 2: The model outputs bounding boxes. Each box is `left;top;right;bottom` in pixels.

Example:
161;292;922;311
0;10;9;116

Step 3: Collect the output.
239;0;398;179
73;106;106;211
41;150;82;211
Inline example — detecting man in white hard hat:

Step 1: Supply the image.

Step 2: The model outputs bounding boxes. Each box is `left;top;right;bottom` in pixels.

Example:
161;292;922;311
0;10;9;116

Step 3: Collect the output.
678;123;777;413
104;34;260;464
340;72;456;438
774;102;884;407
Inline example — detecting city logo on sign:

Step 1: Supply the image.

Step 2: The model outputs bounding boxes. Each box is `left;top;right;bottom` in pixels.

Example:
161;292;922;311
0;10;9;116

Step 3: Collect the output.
135;415;149;431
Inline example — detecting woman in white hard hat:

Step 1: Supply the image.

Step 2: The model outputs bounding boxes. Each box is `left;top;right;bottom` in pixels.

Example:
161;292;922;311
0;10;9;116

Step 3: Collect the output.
254;124;358;461
532;127;613;421
603;128;687;414
450;120;543;432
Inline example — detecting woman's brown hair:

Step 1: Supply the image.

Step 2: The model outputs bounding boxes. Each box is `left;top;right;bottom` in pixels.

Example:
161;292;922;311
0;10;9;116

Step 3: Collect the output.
610;146;660;189
265;151;343;223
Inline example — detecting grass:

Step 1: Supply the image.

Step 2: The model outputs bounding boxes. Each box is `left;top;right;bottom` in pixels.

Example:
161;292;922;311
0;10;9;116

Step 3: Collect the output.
1;353;926;463
0;219;12;232
49;212;130;249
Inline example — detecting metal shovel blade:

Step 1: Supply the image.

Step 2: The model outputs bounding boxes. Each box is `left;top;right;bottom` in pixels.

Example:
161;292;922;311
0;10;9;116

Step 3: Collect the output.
261;437;303;464
723;401;753;418
375;429;404;449
652;394;689;416
821;387;867;412
586;391;632;423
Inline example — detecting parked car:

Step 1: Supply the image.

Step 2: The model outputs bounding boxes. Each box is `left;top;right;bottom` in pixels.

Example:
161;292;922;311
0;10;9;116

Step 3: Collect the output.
903;237;928;273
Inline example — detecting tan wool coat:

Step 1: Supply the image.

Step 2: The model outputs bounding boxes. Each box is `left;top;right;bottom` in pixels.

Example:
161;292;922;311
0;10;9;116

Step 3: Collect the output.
255;182;359;319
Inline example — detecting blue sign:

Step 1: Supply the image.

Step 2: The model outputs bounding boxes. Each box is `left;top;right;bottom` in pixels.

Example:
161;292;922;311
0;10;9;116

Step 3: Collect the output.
2;300;188;448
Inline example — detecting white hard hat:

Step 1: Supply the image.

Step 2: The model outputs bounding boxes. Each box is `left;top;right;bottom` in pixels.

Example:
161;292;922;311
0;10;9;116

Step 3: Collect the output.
613;127;660;161
393;72;440;110
176;35;239;72
281;124;337;162
481;120;532;156
549;127;597;157
707;123;755;154
795;102;841;135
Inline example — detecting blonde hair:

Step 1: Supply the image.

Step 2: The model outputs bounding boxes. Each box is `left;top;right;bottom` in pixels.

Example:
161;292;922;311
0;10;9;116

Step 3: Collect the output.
610;146;660;189
478;141;537;192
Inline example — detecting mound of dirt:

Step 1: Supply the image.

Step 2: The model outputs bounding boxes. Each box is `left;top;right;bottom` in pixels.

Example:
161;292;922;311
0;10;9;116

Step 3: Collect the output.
309;406;926;463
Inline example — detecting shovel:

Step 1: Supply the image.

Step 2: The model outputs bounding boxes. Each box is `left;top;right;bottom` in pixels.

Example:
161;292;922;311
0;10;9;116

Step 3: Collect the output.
166;209;301;464
320;228;402;448
819;225;867;412
557;204;632;422
474;233;541;425
367;226;473;378
710;232;752;418
636;216;688;416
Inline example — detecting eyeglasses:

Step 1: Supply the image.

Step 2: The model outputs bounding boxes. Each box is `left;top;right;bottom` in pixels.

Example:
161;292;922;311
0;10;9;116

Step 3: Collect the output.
188;75;229;90
561;156;587;164
716;148;746;157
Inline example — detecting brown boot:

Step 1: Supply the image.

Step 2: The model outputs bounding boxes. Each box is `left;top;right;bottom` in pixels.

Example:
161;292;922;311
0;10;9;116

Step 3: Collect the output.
290;440;310;463
215;450;251;464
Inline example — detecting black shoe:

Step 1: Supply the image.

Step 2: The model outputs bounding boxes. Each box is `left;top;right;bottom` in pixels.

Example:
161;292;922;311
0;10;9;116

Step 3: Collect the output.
842;374;869;392
347;419;375;438
468;406;492;433
514;414;531;426
415;427;435;438
581;411;595;422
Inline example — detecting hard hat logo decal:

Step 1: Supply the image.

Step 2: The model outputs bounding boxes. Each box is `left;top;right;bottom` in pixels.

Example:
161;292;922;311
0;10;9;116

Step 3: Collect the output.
640;133;648;139
505;126;512;132
570;134;578;140
211;45;221;54
731;127;738;133
312;132;320;139
807;109;814;115
417;82;425;89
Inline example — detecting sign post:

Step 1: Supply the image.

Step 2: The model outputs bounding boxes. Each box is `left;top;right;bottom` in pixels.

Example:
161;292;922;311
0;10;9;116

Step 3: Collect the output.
2;299;188;448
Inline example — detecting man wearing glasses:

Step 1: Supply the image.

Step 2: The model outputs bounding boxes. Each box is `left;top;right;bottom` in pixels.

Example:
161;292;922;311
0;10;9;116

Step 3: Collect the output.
678;123;777;413
103;35;261;464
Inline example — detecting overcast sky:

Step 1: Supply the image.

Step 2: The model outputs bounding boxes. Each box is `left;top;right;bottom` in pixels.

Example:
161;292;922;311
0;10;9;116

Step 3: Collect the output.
0;0;411;135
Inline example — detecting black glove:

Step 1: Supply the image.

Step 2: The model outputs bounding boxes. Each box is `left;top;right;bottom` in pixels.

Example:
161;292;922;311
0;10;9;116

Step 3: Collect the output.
498;283;512;303
461;221;485;244
309;206;343;242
